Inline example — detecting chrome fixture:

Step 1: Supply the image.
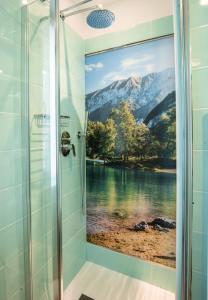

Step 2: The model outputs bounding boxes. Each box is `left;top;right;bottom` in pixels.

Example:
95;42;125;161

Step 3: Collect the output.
60;4;103;20
61;131;76;157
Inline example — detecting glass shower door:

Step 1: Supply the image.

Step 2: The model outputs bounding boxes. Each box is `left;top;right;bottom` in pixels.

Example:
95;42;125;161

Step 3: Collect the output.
22;1;61;299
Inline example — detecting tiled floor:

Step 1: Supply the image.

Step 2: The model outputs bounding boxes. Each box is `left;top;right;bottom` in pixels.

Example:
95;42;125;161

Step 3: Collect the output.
64;262;175;300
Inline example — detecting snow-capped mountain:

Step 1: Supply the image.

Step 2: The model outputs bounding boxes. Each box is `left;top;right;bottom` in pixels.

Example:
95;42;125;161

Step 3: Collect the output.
86;68;175;123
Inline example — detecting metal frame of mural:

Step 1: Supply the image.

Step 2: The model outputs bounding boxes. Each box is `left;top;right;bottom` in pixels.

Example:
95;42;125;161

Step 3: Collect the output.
85;35;176;268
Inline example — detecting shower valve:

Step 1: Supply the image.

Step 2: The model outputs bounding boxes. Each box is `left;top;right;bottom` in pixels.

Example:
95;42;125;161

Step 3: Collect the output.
61;131;76;157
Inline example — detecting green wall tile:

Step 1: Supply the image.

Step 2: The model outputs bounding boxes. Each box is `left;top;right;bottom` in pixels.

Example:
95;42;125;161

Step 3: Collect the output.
62;188;82;220
192;232;208;273
3;253;25;299
63;254;85;290
9;289;26;300
0;150;22;190
63;229;86;288
193;109;208;150
151;16;174;37
0;8;21;42
190;0;208;28
192;68;208;109
0;115;21;151
0;221;24;266
86;243;176;292
0;76;21;114
151;263;176;291
193;150;208;192
0;1;22;25
85;16;173;54
0;36;21;78
193;191;208;233
0;185;23;230
191;25;208;68
62;209;85;245
192;271;207;300
61;166;81;198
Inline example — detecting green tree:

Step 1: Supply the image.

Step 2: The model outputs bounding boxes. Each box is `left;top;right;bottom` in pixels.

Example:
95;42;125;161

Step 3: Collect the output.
86;120;104;158
151;108;176;158
133;122;151;159
86;119;116;161
102;118;117;161
111;101;136;161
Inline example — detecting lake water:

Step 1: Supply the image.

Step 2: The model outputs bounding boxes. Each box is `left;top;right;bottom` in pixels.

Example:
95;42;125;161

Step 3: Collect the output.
86;164;176;233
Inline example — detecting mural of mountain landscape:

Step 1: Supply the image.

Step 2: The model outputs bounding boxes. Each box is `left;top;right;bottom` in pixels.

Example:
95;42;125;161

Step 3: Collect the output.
85;36;176;268
86;69;175;124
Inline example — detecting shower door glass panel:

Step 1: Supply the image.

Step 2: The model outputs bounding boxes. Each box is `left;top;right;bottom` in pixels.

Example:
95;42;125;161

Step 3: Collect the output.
27;1;59;299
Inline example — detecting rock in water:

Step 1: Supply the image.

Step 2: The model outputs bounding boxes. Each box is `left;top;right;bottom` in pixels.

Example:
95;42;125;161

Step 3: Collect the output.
113;209;128;219
134;221;149;232
148;218;176;229
153;224;169;232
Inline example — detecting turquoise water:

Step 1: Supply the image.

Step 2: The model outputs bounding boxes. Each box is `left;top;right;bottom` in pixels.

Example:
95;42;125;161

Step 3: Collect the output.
87;164;176;232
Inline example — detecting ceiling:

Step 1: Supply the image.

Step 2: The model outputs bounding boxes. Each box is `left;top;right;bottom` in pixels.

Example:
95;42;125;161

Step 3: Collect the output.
60;0;173;39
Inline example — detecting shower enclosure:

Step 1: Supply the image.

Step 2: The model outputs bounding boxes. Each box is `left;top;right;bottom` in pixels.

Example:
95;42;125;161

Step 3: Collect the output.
21;0;61;299
19;0;193;299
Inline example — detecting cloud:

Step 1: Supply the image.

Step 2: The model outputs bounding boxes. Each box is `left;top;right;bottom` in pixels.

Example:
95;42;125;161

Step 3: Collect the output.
145;63;156;73
121;54;155;70
85;62;103;72
121;58;139;69
103;72;126;83
98;54;157;89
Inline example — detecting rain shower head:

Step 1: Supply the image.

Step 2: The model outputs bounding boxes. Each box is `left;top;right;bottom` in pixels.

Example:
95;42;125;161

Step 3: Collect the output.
87;9;115;29
60;1;115;30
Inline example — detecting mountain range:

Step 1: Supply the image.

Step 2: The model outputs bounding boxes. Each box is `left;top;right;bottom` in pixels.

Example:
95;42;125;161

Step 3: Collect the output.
86;68;176;126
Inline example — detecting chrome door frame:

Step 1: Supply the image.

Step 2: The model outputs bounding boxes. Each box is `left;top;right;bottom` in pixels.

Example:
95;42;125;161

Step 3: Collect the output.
21;0;63;299
50;0;63;299
174;1;193;300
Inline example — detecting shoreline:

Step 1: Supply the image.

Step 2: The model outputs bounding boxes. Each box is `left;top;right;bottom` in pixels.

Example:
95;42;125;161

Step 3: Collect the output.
87;158;176;174
87;212;176;268
87;229;176;268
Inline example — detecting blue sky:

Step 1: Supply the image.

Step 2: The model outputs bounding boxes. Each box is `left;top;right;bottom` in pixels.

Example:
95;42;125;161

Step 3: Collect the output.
85;36;175;94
